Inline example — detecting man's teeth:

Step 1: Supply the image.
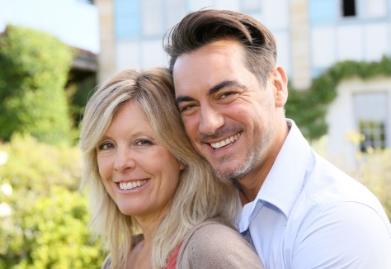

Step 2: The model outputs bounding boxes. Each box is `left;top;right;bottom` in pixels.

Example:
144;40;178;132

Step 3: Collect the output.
119;180;147;190
210;133;240;149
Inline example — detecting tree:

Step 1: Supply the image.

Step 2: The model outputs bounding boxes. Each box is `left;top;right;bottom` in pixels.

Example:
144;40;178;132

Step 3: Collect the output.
0;24;73;144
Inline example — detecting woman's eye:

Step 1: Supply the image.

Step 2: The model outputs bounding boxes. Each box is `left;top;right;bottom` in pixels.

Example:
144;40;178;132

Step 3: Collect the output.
135;139;153;146
98;142;114;151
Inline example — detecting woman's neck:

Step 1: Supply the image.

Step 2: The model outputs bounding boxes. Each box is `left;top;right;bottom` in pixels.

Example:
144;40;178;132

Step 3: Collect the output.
126;217;161;269
126;240;152;269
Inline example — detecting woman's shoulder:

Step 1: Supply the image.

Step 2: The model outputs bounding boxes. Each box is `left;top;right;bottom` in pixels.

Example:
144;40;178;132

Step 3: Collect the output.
187;219;237;239
177;219;265;269
184;219;245;249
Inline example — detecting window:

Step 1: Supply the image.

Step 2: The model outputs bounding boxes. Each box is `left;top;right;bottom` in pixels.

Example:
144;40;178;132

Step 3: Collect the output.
309;0;337;23
78;0;93;4
365;0;387;18
354;92;388;152
342;0;356;17
114;0;141;38
141;0;164;36
359;121;386;151
164;0;186;29
114;0;186;38
241;0;261;13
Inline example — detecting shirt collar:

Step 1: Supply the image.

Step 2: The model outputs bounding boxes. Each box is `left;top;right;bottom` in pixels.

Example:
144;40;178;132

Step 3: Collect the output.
239;119;311;231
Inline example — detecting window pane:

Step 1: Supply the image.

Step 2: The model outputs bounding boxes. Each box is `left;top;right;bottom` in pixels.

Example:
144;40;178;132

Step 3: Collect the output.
358;120;386;151
309;0;337;23
165;0;186;29
241;0;261;12
115;0;140;38
354;92;388;152
365;0;387;18
342;0;356;17
141;0;163;36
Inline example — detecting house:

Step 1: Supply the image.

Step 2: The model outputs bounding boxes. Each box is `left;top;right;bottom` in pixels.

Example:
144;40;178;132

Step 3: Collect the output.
94;0;391;160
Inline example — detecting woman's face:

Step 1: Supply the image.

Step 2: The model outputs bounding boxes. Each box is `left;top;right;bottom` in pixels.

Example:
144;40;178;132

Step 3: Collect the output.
96;101;184;224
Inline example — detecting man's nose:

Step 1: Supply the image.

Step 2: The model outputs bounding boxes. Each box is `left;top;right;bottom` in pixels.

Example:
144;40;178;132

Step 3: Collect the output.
199;105;224;135
113;147;136;172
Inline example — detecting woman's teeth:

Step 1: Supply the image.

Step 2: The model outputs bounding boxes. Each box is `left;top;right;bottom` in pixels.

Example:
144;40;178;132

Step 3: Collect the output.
119;180;147;190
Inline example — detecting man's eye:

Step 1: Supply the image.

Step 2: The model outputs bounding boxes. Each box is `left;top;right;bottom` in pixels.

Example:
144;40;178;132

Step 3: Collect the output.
180;104;196;112
219;91;235;99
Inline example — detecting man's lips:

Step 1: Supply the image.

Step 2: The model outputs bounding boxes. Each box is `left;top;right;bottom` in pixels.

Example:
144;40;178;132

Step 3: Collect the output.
209;133;241;149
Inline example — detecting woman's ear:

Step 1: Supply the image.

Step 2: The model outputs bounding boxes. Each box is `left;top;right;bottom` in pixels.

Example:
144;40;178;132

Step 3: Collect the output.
272;65;288;108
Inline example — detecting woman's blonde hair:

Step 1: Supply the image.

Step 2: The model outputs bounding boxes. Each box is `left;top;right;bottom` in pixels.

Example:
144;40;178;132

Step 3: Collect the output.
79;67;238;269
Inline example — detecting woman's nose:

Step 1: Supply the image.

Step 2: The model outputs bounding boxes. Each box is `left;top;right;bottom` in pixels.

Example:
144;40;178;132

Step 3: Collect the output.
113;148;136;172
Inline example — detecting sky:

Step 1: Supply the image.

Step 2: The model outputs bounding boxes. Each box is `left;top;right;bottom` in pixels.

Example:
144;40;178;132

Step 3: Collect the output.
0;0;99;53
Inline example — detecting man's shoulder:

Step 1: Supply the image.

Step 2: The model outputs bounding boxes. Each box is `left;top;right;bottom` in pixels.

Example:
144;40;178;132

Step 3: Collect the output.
302;152;382;211
282;154;391;268
288;151;391;236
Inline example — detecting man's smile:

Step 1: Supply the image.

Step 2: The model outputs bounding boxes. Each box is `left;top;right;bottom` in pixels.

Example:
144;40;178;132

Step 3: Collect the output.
209;133;241;149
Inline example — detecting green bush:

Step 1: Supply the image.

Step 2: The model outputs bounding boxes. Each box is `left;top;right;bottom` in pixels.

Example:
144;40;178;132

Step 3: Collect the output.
0;24;73;145
66;73;97;129
351;149;391;220
0;135;106;269
286;56;391;140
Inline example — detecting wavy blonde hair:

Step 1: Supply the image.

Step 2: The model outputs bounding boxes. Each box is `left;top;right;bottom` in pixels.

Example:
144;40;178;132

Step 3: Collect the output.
79;67;239;269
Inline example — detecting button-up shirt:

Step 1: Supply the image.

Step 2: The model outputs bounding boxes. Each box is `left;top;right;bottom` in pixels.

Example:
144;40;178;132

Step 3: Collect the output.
239;120;391;269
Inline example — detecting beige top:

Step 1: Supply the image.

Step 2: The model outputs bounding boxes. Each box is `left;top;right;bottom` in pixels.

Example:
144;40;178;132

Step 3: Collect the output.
176;219;264;269
101;219;265;269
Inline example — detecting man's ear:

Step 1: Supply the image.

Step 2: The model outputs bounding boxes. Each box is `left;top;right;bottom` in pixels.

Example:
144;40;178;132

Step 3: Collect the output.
272;65;288;108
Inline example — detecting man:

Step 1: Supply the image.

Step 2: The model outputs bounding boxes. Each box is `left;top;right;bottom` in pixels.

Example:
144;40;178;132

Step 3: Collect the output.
164;9;391;269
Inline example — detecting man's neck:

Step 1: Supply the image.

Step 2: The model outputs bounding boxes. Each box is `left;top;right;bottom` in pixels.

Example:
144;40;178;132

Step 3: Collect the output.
238;119;290;204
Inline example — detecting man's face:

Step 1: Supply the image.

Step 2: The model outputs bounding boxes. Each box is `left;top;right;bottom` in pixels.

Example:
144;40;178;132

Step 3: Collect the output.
173;39;287;183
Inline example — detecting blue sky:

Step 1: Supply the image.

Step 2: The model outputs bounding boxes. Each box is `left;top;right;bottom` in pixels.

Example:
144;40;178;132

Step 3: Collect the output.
0;0;99;53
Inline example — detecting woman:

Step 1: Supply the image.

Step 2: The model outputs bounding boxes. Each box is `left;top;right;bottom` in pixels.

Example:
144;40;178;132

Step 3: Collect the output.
79;67;264;269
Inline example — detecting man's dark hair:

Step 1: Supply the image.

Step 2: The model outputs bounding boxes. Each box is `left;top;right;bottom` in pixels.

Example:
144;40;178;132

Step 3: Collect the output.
164;9;277;86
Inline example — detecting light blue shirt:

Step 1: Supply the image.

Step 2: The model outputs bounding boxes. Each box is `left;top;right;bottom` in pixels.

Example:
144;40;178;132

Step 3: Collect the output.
239;120;391;269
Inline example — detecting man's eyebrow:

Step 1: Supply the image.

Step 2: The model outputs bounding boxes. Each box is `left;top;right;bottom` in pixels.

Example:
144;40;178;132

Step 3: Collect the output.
208;80;245;96
176;95;195;105
176;80;245;105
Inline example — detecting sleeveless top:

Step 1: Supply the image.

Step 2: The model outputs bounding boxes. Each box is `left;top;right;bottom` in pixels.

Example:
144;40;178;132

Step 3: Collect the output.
163;242;182;269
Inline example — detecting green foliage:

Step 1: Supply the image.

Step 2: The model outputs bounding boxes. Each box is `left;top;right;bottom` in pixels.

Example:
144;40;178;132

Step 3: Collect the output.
285;56;391;140
66;73;97;129
0;24;74;144
0;135;106;269
351;149;391;220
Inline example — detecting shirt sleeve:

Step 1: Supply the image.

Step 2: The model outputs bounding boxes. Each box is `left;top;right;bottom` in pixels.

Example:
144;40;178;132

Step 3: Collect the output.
292;202;391;269
185;223;265;269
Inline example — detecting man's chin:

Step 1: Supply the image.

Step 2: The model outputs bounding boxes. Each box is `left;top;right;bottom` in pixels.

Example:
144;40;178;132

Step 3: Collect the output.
211;160;252;182
212;166;242;181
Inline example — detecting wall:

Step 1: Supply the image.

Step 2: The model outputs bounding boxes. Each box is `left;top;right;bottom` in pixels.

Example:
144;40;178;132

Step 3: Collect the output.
326;77;391;163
